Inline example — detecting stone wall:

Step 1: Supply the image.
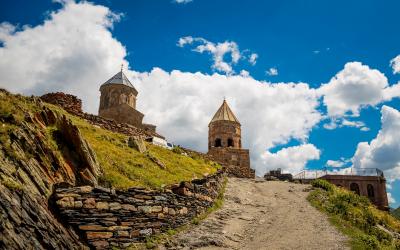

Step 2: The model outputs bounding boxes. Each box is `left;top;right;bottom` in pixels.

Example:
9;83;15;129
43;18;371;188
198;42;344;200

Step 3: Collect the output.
40;92;83;114
320;175;389;210
55;170;225;249
40;92;164;139
208;148;255;178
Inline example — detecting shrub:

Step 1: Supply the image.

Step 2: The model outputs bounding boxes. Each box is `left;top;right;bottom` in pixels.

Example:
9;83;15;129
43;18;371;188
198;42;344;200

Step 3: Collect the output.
311;179;334;192
358;234;379;250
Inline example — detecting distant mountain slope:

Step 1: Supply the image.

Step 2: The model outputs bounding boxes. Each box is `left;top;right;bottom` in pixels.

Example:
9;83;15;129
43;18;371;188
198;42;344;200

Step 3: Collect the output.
392;207;400;220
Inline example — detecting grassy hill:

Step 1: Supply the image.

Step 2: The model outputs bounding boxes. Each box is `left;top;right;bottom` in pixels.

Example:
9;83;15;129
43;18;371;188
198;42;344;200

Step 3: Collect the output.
308;179;400;250
0;90;220;190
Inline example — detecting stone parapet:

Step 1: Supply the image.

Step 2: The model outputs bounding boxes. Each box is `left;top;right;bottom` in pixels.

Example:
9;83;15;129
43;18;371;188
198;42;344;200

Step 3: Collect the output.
55;170;225;249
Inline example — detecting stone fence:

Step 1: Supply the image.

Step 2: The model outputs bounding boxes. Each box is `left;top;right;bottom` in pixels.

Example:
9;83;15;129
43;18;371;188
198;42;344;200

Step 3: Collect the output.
55;170;225;249
40;92;164;139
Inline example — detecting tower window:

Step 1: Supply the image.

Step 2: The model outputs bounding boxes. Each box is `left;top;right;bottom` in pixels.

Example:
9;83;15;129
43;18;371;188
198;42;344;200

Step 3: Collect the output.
215;138;222;147
227;138;234;147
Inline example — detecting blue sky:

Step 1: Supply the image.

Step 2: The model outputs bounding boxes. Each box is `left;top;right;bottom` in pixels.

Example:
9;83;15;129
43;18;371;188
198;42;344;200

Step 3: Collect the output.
1;0;400;207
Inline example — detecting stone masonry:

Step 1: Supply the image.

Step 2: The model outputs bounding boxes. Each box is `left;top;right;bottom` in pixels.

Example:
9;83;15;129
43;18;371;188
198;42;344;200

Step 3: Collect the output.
55;170;225;249
207;100;255;178
99;70;156;132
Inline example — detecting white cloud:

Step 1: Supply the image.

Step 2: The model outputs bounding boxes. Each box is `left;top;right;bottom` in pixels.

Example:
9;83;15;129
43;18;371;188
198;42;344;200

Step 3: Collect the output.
177;36;256;75
131;69;322;176
318;62;400;117
239;70;249;77
323;118;369;131
248;53;258;65
352;106;400;181
173;0;193;4
266;67;278;76
388;192;396;204
390;55;400;74
326;158;351;168
261;144;320;175
0;1;322;177
0;0;125;112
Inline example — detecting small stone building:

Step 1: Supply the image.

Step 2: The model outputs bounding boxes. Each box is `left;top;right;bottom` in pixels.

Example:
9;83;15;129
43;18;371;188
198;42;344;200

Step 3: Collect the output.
207;100;255;178
320;174;389;210
98;70;155;132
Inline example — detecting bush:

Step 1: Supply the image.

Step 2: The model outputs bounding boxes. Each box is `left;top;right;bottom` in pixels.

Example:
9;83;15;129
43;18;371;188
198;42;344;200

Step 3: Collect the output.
358;234;379;250
311;179;334;192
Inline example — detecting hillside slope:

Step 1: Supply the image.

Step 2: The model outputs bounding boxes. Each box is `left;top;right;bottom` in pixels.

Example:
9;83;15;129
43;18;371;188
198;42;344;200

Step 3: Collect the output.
0;89;219;249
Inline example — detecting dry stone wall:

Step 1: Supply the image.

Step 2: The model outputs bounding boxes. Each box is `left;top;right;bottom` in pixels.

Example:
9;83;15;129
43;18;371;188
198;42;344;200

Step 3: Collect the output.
55;170;225;249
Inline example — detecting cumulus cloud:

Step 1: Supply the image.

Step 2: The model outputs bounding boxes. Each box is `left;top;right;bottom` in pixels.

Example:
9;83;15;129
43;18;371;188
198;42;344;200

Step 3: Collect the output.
352;106;400;181
131;69;322;175
0;0;126;112
0;0;322;176
266;67;278;76
318;62;400;117
177;36;256;75
260;144;320;175
248;53;258;65
326;158;351;168
390;55;400;74
323;118;369;131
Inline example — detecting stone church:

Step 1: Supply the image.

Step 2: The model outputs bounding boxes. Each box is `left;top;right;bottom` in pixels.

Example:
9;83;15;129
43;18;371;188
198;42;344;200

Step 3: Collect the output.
98;69;156;132
207;100;255;178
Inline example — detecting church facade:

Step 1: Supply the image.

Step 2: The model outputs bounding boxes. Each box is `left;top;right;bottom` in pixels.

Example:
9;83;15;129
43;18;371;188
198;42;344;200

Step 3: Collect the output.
207;100;255;178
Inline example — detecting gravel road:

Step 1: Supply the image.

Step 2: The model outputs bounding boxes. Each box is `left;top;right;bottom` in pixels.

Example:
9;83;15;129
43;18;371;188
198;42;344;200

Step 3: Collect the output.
165;177;349;250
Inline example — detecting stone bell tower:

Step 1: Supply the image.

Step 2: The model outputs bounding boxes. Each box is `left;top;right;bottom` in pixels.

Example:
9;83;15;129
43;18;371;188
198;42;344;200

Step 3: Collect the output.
207;100;255;178
98;68;144;127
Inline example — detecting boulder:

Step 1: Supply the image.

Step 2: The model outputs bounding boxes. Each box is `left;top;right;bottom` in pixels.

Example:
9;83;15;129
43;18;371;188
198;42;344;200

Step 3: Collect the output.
128;136;147;153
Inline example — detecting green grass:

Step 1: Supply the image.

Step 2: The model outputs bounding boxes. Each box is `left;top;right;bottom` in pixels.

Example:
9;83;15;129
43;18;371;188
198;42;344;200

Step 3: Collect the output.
0;90;220;190
44;100;220;190
308;179;400;250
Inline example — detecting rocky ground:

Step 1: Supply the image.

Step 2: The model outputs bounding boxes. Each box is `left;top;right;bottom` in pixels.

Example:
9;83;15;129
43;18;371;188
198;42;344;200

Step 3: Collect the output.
164;178;349;250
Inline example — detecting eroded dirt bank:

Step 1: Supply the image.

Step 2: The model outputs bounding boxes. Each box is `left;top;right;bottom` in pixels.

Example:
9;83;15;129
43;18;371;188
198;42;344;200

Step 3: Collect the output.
165;178;349;250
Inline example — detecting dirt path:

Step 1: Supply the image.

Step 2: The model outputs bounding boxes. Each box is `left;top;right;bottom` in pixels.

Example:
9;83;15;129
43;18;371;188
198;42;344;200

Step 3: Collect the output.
166;178;349;250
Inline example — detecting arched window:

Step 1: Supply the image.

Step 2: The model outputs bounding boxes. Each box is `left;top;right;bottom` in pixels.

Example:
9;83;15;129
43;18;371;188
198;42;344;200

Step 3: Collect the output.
350;183;360;195
215;138;222;147
367;184;375;198
239;139;242;148
227;138;234;147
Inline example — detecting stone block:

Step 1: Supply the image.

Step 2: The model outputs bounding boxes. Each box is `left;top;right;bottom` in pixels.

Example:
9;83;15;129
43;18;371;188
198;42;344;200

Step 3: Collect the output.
121;204;137;211
86;231;113;239
83;198;96;209
89;240;109;248
108;226;131;231
74;201;83;208
109;202;121;211
134;194;152;200
150;206;163;213
79;225;108;231
96;202;109;210
56;197;74;208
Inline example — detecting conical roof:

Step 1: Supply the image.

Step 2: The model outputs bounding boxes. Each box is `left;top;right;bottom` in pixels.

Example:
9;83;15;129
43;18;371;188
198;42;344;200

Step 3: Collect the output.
210;100;240;124
101;70;136;90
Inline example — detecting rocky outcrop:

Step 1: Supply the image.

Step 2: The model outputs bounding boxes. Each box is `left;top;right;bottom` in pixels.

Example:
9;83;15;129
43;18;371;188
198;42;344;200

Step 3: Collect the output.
0;91;102;249
55;170;225;249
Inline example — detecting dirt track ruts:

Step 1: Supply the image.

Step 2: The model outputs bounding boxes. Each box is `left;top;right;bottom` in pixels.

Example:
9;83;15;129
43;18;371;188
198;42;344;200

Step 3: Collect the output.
166;177;349;250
